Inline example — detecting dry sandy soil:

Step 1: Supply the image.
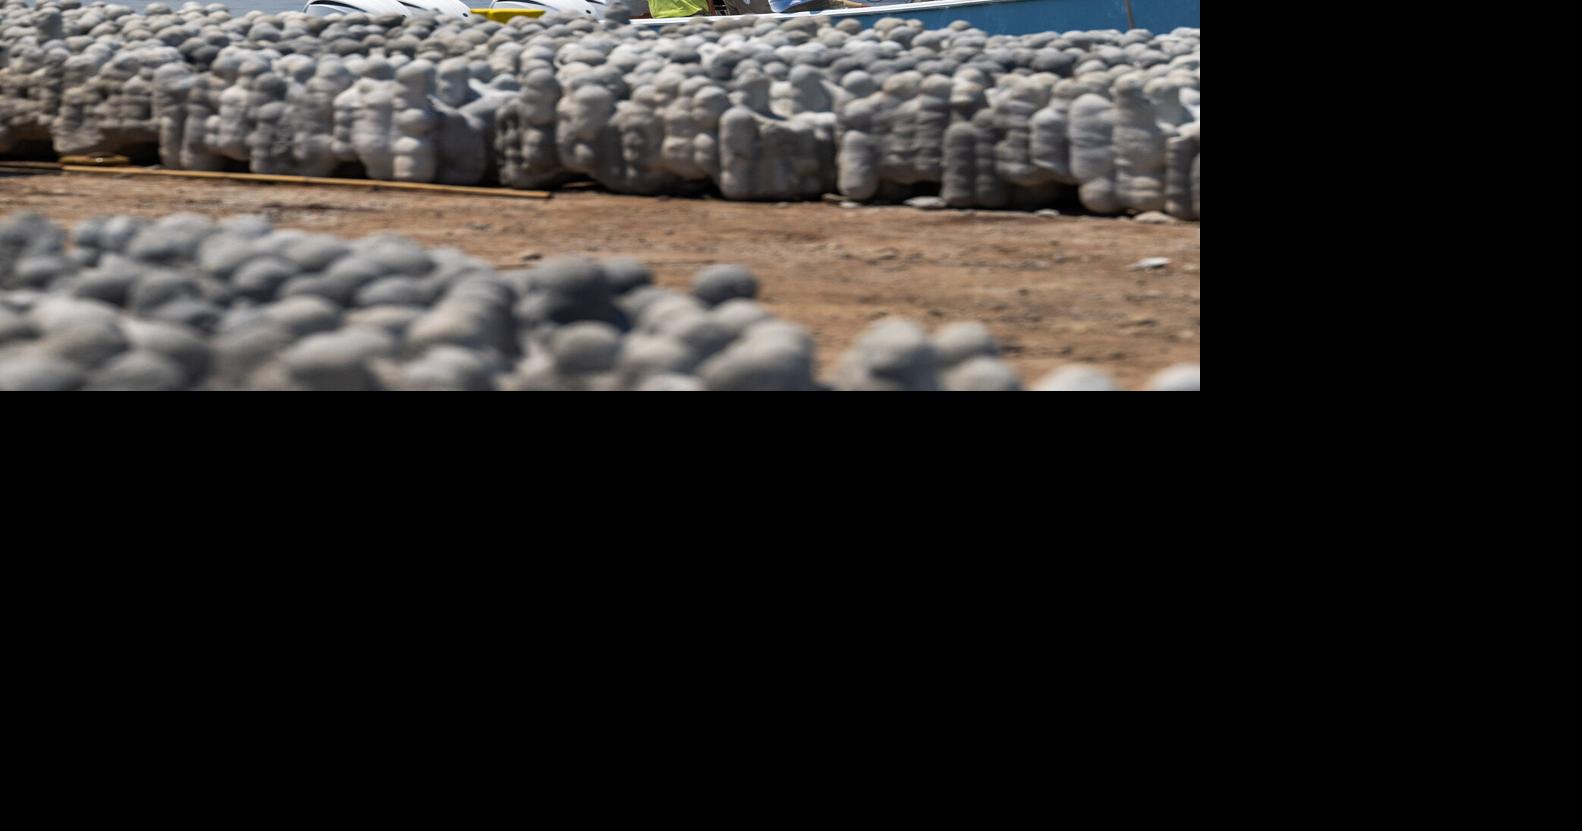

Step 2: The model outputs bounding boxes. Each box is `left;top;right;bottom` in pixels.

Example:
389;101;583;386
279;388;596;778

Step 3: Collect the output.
0;168;1200;388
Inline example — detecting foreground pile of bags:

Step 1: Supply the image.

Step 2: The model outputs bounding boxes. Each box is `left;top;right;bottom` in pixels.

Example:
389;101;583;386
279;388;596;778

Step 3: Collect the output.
0;1;1200;217
0;211;1198;390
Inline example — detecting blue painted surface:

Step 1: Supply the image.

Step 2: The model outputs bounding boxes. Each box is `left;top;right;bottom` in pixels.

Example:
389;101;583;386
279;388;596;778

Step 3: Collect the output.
641;0;1199;36
1131;0;1201;31
861;0;1129;34
783;0;1129;34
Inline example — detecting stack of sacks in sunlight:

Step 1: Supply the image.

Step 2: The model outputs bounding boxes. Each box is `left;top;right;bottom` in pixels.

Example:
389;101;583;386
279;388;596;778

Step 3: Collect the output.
1;1;1199;218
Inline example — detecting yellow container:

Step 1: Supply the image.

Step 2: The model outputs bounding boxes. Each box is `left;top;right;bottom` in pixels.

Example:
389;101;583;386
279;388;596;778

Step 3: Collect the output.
469;8;547;21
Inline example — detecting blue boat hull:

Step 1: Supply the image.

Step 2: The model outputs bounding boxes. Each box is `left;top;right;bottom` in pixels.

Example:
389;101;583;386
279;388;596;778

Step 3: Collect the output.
634;0;1200;36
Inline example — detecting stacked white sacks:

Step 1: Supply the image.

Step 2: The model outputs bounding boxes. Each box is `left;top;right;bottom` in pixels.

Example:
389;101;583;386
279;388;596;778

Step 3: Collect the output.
2;2;1199;218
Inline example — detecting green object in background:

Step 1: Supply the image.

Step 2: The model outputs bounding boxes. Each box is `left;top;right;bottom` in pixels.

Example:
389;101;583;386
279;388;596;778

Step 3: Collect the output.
648;0;707;16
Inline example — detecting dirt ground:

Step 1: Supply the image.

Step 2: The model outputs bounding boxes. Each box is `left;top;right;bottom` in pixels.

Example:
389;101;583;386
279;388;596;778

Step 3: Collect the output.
0;169;1200;388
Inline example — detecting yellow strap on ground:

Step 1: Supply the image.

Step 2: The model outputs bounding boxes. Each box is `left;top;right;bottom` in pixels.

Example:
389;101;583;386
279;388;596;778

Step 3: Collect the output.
59;154;130;166
52;165;552;199
469;8;546;22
